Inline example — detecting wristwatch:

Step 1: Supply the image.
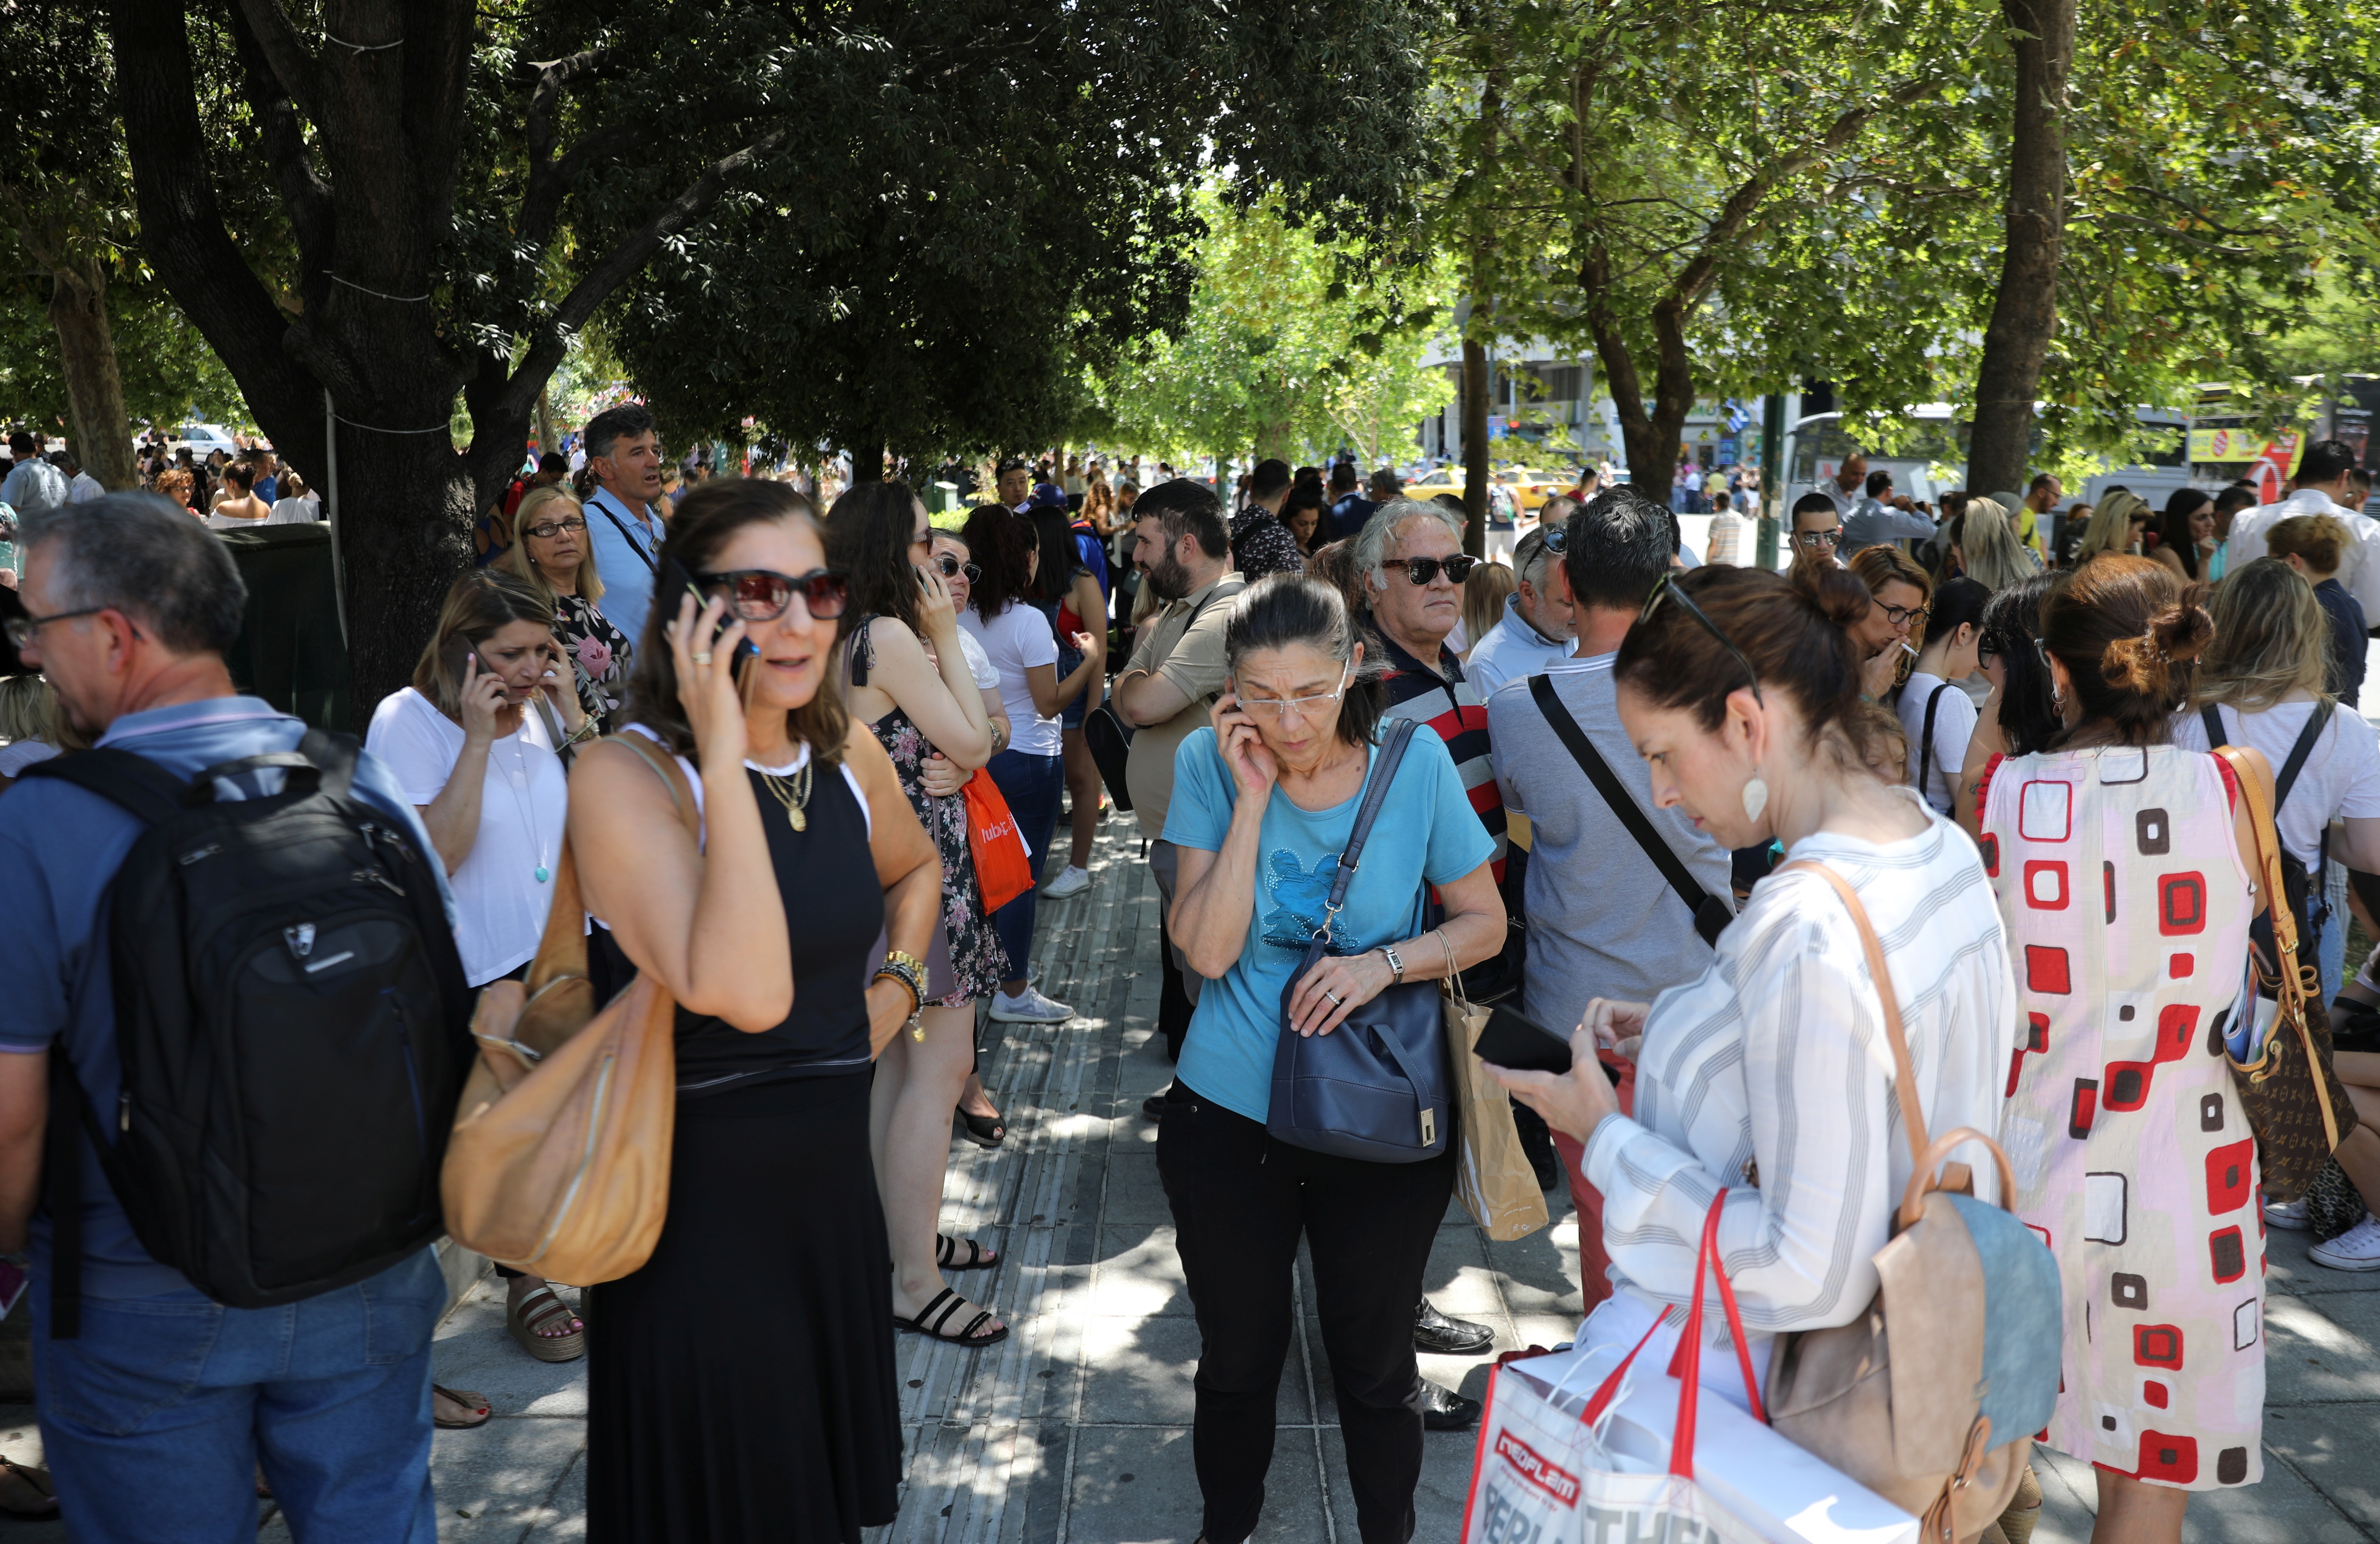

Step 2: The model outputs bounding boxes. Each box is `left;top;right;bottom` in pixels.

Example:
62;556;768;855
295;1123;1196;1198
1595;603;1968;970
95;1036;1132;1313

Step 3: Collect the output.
1377;943;1406;985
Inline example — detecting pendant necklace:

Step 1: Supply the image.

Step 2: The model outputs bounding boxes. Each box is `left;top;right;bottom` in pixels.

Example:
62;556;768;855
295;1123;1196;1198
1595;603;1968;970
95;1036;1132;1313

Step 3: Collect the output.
501;730;552;882
757;756;814;832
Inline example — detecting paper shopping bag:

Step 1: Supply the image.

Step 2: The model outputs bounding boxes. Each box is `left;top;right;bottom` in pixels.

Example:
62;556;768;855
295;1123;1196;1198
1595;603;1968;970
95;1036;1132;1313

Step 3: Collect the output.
1446;982;1550;1242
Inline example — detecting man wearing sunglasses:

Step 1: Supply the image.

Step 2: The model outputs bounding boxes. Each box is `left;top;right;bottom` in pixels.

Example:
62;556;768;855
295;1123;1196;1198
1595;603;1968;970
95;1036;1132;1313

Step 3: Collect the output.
1788;492;1850;567
1464;525;1575;699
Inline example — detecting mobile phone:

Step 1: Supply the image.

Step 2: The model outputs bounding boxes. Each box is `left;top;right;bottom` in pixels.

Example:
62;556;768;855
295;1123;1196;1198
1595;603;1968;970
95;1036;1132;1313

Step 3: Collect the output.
440;632;479;688
1472;1002;1577;1076
662;555;754;678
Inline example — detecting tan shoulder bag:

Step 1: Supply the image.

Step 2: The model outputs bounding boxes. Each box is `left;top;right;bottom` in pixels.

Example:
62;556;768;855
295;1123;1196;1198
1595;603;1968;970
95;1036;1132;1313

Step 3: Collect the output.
1761;861;2059;1544
439;734;696;1283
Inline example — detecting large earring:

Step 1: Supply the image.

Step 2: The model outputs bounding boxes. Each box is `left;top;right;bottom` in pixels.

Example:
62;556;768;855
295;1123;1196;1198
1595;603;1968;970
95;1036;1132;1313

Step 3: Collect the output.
1742;770;1770;823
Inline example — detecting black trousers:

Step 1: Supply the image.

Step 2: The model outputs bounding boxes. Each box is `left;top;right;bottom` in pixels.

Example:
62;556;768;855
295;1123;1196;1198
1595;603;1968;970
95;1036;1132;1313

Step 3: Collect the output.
1156;1082;1455;1544
1157;913;1195;1061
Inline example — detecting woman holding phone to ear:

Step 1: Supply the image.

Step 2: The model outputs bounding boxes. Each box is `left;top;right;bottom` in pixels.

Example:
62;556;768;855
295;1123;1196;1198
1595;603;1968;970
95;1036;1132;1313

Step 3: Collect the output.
364;568;590;1370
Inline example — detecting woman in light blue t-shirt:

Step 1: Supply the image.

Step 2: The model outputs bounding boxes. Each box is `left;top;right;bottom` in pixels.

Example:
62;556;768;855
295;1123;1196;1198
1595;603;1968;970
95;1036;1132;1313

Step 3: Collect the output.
1158;573;1502;1544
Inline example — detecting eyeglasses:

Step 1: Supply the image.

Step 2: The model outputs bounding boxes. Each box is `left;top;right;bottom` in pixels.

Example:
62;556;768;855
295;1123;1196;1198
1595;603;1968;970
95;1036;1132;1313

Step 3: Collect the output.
1393;554;1479;586
4;605;108;648
695;567;851;622
1793;527;1845;549
1236;664;1350;719
1877;600;1930;629
1638;572;1763;705
933;554;982;582
523;517;586;539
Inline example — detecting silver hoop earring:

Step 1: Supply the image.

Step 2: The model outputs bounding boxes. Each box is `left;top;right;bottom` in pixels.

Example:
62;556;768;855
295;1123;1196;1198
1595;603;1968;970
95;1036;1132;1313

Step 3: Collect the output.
2052;683;2066;712
1742;771;1770;823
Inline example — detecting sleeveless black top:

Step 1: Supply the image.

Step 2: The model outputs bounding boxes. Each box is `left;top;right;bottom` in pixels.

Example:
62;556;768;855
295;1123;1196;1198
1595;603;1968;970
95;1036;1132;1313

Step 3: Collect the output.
672;757;883;1097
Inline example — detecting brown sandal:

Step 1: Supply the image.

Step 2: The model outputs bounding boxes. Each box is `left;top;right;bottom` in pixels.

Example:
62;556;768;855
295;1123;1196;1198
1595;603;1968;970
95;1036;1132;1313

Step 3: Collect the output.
434;1384;493;1429
0;1455;57;1519
507;1282;586;1363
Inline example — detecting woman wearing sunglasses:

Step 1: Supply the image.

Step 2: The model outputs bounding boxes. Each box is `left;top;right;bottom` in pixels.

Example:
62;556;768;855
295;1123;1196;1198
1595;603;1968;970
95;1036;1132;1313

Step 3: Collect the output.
500;485;634;733
823;482;1015;1349
1484;563;2014;1445
1160;574;1505;1544
568;479;942;1544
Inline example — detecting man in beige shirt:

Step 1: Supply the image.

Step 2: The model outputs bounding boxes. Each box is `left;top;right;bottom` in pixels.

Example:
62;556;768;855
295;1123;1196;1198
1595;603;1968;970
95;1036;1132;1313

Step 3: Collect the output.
1108;481;1242;1072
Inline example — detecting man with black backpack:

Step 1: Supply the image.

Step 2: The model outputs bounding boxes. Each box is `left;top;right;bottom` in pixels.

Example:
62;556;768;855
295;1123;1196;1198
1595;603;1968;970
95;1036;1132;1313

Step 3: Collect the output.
1485;484;1734;1310
0;493;471;1541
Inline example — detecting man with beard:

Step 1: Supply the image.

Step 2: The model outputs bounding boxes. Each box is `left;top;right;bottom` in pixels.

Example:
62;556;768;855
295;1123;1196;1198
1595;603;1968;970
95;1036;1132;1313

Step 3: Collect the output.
1111;479;1245;1072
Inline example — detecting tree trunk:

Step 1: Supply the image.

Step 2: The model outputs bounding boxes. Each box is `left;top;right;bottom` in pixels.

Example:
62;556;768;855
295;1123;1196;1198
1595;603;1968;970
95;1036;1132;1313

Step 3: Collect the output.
336;428;481;717
1461;333;1489;558
534;386;556;462
45;257;139;490
1966;0;2075;498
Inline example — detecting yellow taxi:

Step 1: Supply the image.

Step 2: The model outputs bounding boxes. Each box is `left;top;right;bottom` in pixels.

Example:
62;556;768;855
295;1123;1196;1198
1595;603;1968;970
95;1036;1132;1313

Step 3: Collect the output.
1398;467;1575;514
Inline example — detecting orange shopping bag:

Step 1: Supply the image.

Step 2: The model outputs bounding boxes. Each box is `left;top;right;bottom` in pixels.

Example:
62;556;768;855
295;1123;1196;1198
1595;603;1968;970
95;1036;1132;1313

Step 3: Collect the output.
962;767;1033;914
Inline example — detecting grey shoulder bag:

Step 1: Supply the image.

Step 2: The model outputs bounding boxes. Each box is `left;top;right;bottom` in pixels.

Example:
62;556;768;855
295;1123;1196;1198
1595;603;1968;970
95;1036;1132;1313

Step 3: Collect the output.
1267;718;1453;1164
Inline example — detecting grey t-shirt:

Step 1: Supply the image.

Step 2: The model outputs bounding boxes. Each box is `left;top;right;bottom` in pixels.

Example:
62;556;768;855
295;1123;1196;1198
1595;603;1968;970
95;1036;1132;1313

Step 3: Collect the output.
1487;654;1732;1032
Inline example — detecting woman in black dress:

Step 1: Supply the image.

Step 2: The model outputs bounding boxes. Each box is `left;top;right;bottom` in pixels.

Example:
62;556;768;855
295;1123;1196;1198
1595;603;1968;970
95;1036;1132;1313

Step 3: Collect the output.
570;478;942;1542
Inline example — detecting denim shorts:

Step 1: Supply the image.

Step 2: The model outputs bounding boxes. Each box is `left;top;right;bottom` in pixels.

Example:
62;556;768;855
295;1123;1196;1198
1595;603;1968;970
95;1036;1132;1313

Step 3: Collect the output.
1057;640;1088;730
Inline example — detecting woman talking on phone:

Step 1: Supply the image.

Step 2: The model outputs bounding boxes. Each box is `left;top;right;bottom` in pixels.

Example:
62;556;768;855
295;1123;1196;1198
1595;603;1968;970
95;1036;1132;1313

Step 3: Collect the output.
567;478;941;1542
364;568;591;1370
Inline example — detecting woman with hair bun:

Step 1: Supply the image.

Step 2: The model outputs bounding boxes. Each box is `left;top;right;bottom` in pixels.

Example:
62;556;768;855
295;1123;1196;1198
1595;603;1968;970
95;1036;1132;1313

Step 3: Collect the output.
1972;555;2269;1539
1486;562;2014;1429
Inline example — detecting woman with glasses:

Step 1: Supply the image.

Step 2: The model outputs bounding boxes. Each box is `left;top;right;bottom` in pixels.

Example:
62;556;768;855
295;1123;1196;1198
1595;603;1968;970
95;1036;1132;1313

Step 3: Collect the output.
500;485;634;735
1968;557;2268;1541
823;482;1013;1344
570;478;942;1544
1846;543;1933;698
1160;573;1504;1544
1485;562;2014;1451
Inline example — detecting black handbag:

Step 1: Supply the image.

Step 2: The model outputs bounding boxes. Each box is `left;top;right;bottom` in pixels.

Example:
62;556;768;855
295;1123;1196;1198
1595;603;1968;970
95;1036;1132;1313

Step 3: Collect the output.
1267;719;1453;1164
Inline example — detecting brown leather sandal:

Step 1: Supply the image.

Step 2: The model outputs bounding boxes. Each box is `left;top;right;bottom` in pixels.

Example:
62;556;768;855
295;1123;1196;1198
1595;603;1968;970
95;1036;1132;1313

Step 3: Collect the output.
507;1282;586;1363
434;1384;493;1429
0;1455;57;1519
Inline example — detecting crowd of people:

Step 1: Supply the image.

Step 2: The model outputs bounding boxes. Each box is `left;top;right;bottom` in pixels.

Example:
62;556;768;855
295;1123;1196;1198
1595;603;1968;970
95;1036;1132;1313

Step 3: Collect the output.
0;404;2376;1544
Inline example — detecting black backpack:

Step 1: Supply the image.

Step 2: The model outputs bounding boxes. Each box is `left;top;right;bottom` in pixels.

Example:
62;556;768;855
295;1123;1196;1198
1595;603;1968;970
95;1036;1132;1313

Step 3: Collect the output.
22;732;472;1334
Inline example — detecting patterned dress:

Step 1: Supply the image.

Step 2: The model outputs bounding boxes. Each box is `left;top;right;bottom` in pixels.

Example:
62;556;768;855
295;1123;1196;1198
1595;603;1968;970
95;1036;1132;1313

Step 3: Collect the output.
849;621;1009;1005
1980;743;2263;1491
553;591;634;733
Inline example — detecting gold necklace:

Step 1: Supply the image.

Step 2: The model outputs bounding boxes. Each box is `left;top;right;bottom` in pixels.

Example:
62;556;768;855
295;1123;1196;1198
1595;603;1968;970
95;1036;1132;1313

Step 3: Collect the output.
758;762;814;832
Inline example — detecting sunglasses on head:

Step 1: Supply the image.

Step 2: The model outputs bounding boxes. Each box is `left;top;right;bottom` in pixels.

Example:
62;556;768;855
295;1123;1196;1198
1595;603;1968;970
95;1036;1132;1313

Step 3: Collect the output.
933;554;983;582
696;567;851;622
1638;571;1764;706
1393;554;1479;586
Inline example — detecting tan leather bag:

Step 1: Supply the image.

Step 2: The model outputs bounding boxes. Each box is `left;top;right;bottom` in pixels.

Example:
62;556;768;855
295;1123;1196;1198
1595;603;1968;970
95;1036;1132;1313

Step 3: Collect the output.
439;735;696;1283
1761;861;2039;1544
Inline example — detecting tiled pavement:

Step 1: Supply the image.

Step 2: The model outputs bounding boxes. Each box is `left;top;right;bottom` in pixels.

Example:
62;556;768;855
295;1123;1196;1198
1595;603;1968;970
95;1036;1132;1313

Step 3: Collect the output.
4;812;2379;1540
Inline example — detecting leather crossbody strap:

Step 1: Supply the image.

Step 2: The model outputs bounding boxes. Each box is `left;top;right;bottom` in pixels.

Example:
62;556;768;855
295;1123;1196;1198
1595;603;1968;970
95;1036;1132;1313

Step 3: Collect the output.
1778;860;1931;1170
1917;683;1951;811
1322;717;1419;917
1529;673;1732;946
586;491;659;574
523;733;701;998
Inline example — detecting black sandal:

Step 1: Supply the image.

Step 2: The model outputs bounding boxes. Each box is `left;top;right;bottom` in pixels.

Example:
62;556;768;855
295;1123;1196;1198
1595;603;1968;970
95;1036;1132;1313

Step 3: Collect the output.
936;1233;1000;1270
0;1455;57;1520
895;1286;1009;1348
957;1107;1007;1149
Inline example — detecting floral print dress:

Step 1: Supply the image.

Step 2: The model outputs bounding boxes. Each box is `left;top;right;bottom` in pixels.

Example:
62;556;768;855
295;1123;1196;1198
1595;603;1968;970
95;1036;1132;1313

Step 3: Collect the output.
1980;742;2264;1491
554;592;634;734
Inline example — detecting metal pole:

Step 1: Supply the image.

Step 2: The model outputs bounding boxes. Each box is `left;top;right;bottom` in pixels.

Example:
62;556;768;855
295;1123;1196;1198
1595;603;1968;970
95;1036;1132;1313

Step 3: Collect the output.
324;388;348;644
1756;392;1785;570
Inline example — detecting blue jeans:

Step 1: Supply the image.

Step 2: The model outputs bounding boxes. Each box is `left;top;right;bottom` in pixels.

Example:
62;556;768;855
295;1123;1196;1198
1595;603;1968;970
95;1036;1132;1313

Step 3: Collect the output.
986;747;1064;987
2321;858;2349;1001
30;1248;445;1544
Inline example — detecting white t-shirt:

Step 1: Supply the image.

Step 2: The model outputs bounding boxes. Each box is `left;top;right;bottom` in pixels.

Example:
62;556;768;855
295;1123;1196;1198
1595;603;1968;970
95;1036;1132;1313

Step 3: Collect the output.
2171;698;2380;871
956;604;1061;756
364;686;567;986
267;493;322;524
955;626;1000;691
1897;671;1978;815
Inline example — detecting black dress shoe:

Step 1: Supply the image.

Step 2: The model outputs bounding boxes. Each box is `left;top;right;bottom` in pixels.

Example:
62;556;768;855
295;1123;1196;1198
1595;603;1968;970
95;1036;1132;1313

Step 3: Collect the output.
1414;1297;1495;1356
1419;1378;1482;1431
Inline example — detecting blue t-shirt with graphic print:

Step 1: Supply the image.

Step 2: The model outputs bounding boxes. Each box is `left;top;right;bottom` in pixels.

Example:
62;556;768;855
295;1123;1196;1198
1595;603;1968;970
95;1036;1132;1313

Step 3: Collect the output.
1161;722;1497;1123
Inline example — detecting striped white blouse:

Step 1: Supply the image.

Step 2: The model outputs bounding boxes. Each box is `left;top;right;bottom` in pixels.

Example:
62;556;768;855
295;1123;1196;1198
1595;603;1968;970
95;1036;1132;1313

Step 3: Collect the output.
1580;800;2018;1332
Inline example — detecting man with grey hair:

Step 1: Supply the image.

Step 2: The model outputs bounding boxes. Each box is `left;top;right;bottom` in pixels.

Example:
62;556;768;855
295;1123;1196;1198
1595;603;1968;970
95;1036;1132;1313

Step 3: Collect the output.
580;402;667;646
1463;525;1576;698
0;493;459;1538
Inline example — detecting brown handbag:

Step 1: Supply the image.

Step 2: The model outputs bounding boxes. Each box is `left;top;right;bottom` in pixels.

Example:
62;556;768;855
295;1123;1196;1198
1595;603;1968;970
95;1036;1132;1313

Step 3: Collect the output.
2210;744;2357;1203
439;735;697;1283
1760;862;2046;1544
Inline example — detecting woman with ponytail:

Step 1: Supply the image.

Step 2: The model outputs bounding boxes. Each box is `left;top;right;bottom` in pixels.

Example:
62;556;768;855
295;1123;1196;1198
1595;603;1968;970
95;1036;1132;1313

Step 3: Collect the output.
1487;562;2014;1424
1971;556;2270;1539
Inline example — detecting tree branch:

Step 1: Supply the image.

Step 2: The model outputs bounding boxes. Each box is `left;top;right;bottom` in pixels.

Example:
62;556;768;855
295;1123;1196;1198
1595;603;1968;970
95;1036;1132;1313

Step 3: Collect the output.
228;0;334;277
232;0;320;124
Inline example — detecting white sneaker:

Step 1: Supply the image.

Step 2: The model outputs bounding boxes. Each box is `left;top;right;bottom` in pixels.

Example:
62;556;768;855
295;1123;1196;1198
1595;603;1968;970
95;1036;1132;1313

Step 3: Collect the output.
989;986;1075;1024
1026;961;1043;987
1043;865;1091;899
2264;1197;2312;1232
2310;1214;2380;1272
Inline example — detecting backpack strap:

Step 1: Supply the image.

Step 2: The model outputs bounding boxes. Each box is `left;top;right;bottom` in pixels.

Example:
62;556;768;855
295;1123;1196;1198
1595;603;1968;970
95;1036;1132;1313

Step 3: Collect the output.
1529;673;1733;946
298;729;361;800
43;1052;89;1339
2200;703;2227;750
16;747;187;825
2275;700;2335;809
1917;683;1951;812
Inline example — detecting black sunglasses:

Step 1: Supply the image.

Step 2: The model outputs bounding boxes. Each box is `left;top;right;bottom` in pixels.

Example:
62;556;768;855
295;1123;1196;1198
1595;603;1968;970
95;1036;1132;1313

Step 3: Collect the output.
1394;554;1480;586
1638;572;1764;705
933;554;983;582
696;567;851;622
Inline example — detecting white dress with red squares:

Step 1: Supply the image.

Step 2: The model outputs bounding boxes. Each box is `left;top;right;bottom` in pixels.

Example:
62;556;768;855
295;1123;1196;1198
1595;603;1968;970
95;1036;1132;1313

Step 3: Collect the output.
1978;742;2263;1491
